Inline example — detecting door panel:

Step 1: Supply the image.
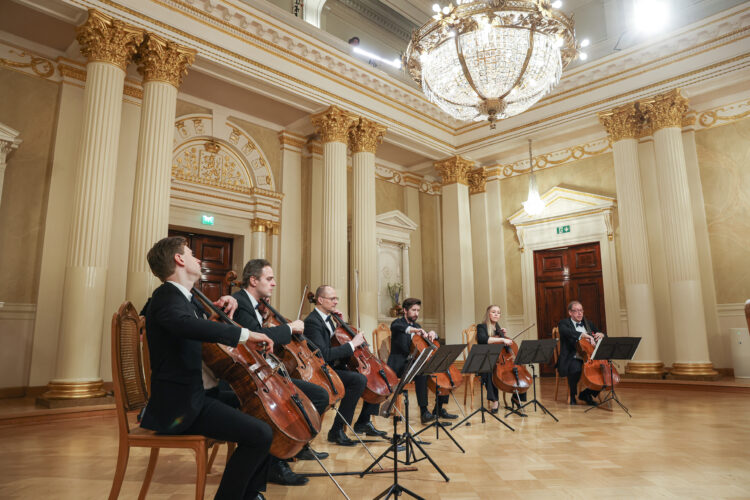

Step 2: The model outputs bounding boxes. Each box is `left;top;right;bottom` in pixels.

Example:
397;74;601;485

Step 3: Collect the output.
169;229;234;301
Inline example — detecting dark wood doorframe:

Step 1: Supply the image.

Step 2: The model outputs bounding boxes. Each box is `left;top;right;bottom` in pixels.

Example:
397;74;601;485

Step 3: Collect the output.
533;242;606;375
168;229;234;301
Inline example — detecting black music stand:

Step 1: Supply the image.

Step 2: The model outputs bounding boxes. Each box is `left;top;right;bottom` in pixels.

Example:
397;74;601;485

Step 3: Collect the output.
513;339;559;422
412;344;467;453
451;344;515;431
362;347;445;500
585;336;641;417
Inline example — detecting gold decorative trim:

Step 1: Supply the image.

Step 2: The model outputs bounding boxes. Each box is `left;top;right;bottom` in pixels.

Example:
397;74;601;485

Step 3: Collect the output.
640;88;690;131
278;131;307;150
76;9;143;70
123;85;143;99
0;50;55;79
251;218;272;232
58;62;87;82
40;380;106;399
671;362;719;377
625;362;664;375
374;165;441;195
599;102;642;142
696;99;750;129
270;222;281;235
468;168;486;195
311;106;357;144
135;32;195;87
349;118;387;154
434;156;474;186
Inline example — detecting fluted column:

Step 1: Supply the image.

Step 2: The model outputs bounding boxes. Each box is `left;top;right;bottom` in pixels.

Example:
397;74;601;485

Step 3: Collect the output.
311;106;356;317
308;141;324;292
270;223;281;308
42;11;143;402
435;156;475;344
469;168;492;320
126;33;195;308
349;118;386;337
599;103;663;376
251;218;269;259
485;173;507;313
640;89;717;378
278;132;305;314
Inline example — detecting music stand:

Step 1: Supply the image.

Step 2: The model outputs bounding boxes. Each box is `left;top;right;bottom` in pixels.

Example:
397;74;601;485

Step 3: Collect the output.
412;344;467;453
362;347;445;500
585;336;641;417
513;339;559;422
451;344;514;431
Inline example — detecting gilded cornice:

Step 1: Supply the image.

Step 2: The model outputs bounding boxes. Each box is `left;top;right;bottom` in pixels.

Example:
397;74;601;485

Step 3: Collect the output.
308;141;324;156
278;131;307;150
598;103;642;142
349;118;387;154
76;10;143;71
251;218;278;233
375;165;441;195
135;33;195;87
311;106;357;144
434;156;474;186
0;50;55;79
468;168;487;195
58;63;87;82
640;89;690;132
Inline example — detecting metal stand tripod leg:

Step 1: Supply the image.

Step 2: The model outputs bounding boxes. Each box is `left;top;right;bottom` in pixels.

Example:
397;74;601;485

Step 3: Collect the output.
517;364;558;422
452;377;515;431
413;396;465;453
372;415;424;500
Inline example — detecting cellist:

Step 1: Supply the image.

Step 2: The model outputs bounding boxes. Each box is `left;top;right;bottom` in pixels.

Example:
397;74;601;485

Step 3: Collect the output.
303;285;386;445
557;300;604;405
476;305;527;413
389;297;458;424
140;236;273;500
232;258;330;486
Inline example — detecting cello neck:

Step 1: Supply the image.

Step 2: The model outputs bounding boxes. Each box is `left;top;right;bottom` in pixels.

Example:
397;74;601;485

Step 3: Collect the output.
260;297;289;324
191;287;240;327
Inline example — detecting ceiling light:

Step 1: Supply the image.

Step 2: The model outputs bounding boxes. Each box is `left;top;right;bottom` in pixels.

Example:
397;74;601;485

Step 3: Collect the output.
580;38;590;47
634;0;669;33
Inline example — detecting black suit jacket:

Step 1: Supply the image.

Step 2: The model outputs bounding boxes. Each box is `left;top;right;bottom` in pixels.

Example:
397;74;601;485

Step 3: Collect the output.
231;289;292;346
303;309;353;368
557;317;598;377
140;282;241;433
387;316;418;377
476;322;505;345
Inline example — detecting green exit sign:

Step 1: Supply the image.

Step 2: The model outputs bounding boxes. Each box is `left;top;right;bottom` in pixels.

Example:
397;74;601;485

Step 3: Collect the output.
201;214;214;225
556;225;570;234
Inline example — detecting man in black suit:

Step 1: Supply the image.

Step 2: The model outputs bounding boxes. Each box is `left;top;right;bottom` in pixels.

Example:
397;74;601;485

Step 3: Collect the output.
388;297;457;424
303;285;386;445
232;258;330;485
140;236;273;500
557;300;604;405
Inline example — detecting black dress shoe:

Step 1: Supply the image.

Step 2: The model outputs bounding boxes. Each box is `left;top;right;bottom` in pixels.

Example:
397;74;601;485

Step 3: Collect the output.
251;494;265;500
579;391;596;405
353;421;388;437
433;408;458;420
295;446;329;460
268;460;308;486
327;428;356;446
489;405;499;414
420;410;435;424
569;397;577;405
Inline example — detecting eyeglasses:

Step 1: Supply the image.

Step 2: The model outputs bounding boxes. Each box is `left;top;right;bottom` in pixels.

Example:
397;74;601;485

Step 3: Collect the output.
320;296;339;301
571;308;583;313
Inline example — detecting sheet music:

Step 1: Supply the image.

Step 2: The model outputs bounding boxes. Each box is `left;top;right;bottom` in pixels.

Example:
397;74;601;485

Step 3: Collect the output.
591;336;603;360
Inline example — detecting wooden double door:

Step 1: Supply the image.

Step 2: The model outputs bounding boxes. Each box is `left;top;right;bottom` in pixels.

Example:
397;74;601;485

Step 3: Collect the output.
169;229;234;301
534;242;606;375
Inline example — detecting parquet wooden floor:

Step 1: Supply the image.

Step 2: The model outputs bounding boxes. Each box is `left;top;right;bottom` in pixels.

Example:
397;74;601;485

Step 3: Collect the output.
1;383;749;499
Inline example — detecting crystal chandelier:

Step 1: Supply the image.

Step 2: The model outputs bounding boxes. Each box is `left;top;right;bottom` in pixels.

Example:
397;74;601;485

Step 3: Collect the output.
404;0;578;128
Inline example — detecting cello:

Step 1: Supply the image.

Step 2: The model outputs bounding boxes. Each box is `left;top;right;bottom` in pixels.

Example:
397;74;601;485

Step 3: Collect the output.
577;326;620;391
491;326;533;403
307;292;399;405
410;334;463;396
194;287;321;459
225;272;345;410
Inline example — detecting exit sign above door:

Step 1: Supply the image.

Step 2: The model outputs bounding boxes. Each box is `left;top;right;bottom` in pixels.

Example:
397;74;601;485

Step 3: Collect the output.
556;225;570;234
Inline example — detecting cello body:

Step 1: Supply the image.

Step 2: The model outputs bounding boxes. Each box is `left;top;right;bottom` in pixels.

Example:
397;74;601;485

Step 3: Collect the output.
492;339;532;395
410;335;463;396
577;336;620;391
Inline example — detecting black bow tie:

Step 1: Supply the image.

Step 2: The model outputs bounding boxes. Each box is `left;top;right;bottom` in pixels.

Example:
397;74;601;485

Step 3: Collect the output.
576;322;583;328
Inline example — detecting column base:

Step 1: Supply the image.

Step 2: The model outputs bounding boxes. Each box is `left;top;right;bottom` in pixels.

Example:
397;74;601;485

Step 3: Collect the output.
36;380;111;408
624;362;665;379
667;362;721;381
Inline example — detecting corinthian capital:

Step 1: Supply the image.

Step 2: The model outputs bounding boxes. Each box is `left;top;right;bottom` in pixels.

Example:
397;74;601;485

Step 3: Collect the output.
349;118;387;153
598;102;642;142
136;33;196;88
76;10;143;71
434;156;474;186
640;89;690;132
311;106;357;144
468;167;487;194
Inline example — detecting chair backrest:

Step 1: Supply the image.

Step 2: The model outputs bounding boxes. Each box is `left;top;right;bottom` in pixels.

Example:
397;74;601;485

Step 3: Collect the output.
140;317;151;396
551;327;560;364
373;323;391;362
461;324;477;360
111;301;150;434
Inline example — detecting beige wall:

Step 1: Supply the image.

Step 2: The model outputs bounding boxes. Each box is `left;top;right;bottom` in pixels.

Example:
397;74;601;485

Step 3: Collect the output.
0;68;59;303
696;117;750;304
375;178;405;214
501;152;621;318
418;191;442;323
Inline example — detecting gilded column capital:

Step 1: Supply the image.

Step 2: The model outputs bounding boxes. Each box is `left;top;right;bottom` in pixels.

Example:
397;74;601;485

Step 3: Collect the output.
349;118;387;153
598;103;642;142
434;156;474;186
468;167;487;194
251;218;271;233
135;33;195;88
270;222;281;236
640;89;690;132
76;10;143;71
311;106;357;144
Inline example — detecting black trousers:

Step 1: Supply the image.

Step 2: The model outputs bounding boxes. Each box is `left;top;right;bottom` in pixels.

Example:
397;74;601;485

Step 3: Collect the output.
414;374;448;410
481;373;527;403
566;362;600;401
185;391;271;500
330;369;367;433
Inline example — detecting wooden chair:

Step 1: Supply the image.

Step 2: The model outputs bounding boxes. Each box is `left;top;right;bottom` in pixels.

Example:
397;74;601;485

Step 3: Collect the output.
372;322;413;413
461;325;478;409
110;301;221;500
553;326;588;403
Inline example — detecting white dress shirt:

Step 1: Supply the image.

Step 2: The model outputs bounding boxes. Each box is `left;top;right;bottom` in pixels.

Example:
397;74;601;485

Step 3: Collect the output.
244;289;291;335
